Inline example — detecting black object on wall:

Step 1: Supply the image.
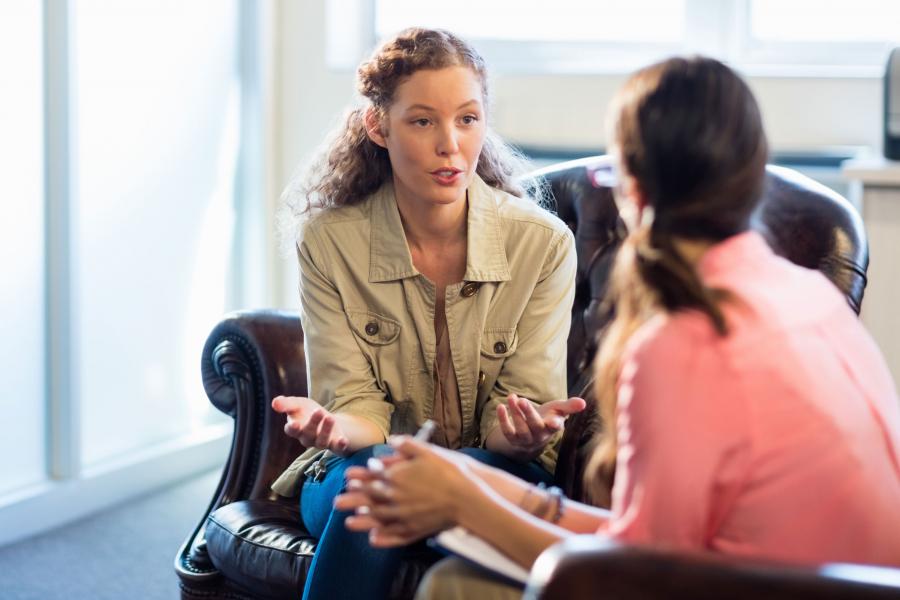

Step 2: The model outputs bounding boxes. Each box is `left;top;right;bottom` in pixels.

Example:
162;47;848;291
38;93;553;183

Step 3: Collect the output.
885;47;900;160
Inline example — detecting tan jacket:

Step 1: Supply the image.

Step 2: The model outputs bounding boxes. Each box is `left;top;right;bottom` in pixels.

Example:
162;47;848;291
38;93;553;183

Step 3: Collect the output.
271;175;576;497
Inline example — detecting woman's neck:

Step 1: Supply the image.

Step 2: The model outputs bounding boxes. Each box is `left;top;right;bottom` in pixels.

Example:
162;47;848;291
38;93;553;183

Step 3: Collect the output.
395;190;468;252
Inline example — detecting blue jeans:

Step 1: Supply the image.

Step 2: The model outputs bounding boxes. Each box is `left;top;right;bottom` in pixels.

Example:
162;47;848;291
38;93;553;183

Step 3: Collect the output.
299;445;553;600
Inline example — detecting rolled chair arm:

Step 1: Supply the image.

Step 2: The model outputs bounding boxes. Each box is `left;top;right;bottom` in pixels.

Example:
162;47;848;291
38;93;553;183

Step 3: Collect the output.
175;309;308;586
525;536;900;600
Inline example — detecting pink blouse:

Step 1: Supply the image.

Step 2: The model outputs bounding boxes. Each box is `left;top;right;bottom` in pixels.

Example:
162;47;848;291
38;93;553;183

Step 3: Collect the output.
605;231;900;567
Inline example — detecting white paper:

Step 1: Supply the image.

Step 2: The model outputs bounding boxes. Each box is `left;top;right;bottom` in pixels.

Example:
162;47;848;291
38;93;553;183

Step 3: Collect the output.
434;526;529;584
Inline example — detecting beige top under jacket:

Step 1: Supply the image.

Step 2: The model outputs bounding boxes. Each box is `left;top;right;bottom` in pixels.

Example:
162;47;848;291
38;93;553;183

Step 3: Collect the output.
271;175;577;497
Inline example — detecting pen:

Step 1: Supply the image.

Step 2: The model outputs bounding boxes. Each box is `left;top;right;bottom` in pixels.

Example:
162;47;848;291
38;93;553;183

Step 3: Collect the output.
413;419;436;442
366;419;435;473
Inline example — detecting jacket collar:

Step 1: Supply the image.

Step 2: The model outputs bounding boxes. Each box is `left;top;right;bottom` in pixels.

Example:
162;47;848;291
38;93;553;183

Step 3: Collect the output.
368;175;511;283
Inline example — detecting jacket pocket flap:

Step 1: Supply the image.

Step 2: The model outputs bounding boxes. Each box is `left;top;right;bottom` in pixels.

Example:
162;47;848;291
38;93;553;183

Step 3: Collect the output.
480;327;518;358
346;309;401;345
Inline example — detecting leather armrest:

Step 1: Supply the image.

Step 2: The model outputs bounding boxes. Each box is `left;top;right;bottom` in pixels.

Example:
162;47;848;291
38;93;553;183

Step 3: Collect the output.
177;309;308;584
525;536;900;600
200;309;308;501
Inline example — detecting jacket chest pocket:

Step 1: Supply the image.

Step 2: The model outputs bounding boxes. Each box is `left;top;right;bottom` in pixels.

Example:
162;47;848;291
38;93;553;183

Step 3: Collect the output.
345;309;401;384
477;327;518;402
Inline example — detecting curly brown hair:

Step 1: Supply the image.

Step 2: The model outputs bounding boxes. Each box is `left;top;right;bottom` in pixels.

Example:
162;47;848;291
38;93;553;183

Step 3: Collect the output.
280;28;537;242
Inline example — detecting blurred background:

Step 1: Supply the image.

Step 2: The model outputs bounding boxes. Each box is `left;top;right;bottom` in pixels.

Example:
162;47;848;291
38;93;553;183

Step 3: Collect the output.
2;0;898;552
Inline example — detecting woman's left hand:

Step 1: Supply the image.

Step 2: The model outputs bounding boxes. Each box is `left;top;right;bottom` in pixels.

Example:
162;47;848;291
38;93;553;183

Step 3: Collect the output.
335;437;480;547
494;394;586;456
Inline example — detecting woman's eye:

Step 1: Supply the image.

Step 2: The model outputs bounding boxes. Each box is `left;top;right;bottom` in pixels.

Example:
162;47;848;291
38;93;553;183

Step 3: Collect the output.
461;115;479;125
412;118;430;127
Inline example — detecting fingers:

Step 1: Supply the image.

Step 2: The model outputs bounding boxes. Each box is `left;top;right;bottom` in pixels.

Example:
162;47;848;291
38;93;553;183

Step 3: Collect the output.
543;396;587;418
332;436;350;455
516;396;547;432
507;395;532;441
378;453;406;469
369;527;420;548
369;521;428;547
345;513;423;548
497;404;518;440
499;394;547;446
313;413;349;454
282;408;348;452
296;409;325;446
334;490;371;512
271;395;308;415
387;434;432;459
567;396;587;413
315;412;335;448
345;513;381;532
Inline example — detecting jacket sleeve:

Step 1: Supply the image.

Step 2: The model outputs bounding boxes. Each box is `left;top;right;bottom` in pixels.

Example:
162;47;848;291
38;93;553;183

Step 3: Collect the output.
479;227;577;472
296;225;393;439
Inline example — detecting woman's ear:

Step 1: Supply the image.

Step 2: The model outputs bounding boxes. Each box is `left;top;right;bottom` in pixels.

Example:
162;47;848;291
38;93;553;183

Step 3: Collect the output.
614;172;650;232
364;108;388;148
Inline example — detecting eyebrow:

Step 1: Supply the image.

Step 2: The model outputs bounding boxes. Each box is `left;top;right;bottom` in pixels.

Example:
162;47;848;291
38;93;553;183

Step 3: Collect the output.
404;99;481;113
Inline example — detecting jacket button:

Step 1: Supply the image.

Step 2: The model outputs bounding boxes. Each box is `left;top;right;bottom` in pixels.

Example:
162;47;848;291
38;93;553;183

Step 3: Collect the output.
493;341;507;354
460;282;479;298
477;371;486;388
365;322;379;336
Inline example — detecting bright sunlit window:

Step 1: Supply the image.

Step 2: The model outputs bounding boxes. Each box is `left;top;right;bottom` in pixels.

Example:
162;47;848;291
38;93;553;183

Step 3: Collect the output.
751;0;900;42
327;0;900;75
0;0;46;498
75;0;235;468
376;0;686;43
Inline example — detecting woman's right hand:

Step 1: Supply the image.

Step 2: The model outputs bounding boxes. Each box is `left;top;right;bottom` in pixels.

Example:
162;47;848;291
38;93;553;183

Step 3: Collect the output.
271;395;350;455
337;436;480;547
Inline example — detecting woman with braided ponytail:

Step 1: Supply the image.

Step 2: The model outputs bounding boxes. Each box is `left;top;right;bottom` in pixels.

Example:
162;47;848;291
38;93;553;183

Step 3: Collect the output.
337;55;900;600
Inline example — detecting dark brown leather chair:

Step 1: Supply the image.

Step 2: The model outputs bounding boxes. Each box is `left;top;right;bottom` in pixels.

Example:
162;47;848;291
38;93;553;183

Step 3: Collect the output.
175;156;877;600
525;536;900;599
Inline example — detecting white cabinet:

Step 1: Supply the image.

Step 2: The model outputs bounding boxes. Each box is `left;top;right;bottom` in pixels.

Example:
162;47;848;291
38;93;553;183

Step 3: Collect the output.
843;158;900;387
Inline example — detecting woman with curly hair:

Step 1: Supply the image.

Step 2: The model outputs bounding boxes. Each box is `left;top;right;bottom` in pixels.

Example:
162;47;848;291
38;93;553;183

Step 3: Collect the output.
271;28;584;600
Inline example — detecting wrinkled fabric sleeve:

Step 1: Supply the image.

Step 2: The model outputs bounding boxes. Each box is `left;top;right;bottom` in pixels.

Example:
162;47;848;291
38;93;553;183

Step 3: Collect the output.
297;226;393;439
479;228;577;472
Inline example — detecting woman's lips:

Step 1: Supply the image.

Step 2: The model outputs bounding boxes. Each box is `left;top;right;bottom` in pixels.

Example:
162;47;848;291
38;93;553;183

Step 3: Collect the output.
430;168;463;186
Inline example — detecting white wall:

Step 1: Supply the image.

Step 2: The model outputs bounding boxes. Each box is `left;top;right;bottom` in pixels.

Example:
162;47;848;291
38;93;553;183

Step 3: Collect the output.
272;0;884;308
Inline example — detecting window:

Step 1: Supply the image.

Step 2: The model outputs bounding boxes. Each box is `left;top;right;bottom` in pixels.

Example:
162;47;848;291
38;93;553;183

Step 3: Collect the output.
0;0;265;547
74;0;237;467
742;0;900;74
0;0;46;497
358;0;900;75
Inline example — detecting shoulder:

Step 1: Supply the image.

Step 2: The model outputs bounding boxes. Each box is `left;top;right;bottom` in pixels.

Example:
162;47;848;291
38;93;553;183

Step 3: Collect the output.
300;200;369;233
493;187;571;241
298;195;373;246
622;311;723;389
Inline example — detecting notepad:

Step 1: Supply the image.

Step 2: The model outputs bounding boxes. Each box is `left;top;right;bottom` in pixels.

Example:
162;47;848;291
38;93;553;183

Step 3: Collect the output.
433;526;529;585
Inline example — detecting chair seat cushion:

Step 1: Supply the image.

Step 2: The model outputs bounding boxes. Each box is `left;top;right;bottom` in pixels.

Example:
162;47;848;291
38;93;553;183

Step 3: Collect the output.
206;499;315;599
205;499;442;600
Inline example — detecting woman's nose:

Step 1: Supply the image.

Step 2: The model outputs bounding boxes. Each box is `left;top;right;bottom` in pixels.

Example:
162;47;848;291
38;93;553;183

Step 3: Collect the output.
436;124;460;155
